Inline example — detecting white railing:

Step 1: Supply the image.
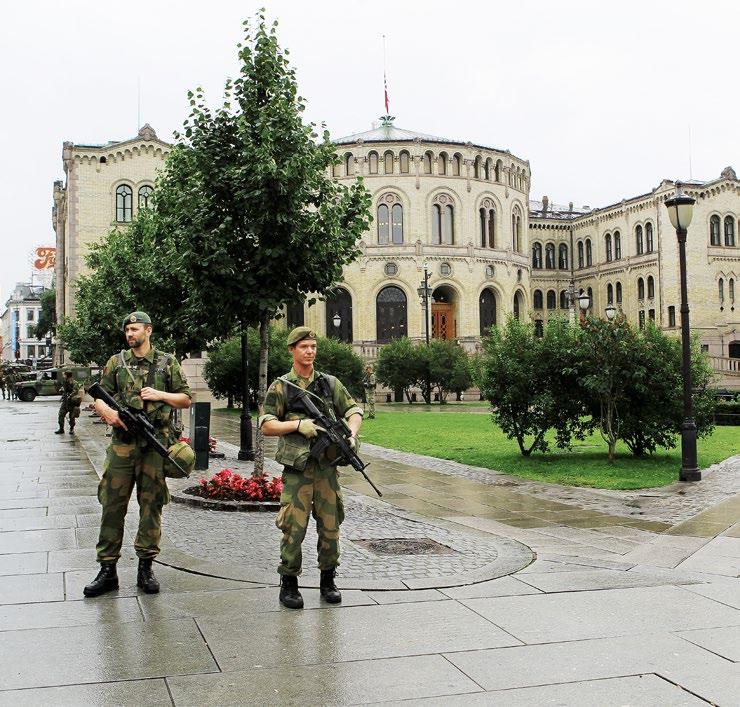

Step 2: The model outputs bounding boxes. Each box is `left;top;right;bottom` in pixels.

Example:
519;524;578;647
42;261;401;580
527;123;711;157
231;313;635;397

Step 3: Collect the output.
709;356;740;376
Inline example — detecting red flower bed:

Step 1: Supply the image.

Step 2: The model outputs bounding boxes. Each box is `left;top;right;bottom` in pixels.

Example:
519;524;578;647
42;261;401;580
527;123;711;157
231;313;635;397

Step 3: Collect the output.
195;469;282;502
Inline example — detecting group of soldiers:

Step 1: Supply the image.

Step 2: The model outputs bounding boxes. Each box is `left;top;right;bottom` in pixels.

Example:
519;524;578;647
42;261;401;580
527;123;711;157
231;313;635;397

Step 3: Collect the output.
0;365;18;400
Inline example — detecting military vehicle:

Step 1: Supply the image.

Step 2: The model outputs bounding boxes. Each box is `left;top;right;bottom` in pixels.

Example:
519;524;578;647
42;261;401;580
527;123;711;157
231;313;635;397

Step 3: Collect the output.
14;367;94;402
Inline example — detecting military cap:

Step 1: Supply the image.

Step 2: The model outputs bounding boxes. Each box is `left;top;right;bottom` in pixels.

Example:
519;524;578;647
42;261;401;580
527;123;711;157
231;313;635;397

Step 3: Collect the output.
164;441;195;478
287;326;318;346
122;311;152;331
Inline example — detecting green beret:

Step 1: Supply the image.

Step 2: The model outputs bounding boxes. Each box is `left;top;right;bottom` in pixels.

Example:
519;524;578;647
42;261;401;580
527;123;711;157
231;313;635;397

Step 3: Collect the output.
287;326;318;346
122;311;152;331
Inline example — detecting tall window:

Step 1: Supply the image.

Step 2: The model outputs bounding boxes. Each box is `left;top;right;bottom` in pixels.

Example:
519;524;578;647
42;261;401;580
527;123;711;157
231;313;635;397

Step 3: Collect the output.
647;275;655;299
710;215;721;245
719;278;724;303
399;151;410;174
635;225;644;255
368;151;379;174
452;153;462;176
495;160;503;182
376;286;407;342
586;239;593;266
479;200;495;247
383;150;394;174
607;283;614;305
513;291;523;320
423;151;433;174
344;153;354;176
616;281;622;304
546;290;556;310
577;241;584;268
614;231;621;260
377;204;390;244
473;156;481;179
431;196;455;244
545;243;555;269
558;243;568;270
512;207;522;252
479;288;497;335
138;185;154;210
725;216;736;246
326;288;352;343
638;277;645;300
532;243;543;269
560;290;567;309
730;278;735;302
438;152;448;175
115;185;133;222
377;194;403;244
668;306;676;327
484;158;492;180
645;222;654;252
605;233;612;262
533;289;543;309
391;204;403;244
648;308;655;322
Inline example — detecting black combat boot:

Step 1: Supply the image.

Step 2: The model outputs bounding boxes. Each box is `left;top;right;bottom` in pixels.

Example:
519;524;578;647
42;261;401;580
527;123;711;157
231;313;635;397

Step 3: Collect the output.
83;562;118;597
68;425;75;435
137;558;160;594
54;427;64;434
279;575;304;609
320;568;342;604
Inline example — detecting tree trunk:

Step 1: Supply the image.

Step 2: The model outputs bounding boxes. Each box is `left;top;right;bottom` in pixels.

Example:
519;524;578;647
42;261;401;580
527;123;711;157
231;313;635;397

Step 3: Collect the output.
253;314;271;475
227;393;234;409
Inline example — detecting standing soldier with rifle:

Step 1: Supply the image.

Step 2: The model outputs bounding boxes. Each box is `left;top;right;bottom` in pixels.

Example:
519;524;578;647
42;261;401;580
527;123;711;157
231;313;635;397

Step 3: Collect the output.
0;366;6;400
83;312;193;598
260;326;364;610
55;370;82;435
362;364;377;419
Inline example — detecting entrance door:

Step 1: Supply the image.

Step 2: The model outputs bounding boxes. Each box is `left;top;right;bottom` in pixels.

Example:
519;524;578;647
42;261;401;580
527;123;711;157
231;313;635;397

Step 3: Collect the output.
432;303;455;340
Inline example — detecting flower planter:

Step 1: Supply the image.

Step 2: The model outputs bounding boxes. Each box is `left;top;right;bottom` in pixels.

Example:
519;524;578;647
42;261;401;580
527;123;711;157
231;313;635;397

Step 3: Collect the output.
172;488;279;512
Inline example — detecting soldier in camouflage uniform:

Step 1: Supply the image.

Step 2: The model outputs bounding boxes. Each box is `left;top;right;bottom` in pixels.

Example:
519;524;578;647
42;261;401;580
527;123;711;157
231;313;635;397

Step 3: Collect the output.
0;367;6;400
83;311;191;598
6;369;17;400
260;326;363;609
362;364;376;419
55;370;82;435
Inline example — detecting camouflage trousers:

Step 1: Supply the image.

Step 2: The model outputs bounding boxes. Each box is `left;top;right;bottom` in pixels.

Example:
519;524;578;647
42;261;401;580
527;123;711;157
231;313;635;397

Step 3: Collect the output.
275;462;345;576
58;401;80;429
364;388;376;418
96;441;170;563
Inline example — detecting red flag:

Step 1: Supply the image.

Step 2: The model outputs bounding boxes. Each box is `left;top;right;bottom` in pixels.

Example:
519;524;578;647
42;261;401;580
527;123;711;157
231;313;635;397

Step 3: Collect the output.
384;72;389;114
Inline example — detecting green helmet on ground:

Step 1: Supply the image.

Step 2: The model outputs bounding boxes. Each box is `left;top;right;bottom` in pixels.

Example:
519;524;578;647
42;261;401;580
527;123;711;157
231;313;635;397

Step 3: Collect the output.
164;441;195;478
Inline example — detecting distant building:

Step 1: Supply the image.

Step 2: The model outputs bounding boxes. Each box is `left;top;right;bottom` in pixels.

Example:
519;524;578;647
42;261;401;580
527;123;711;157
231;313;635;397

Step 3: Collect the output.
0;283;48;363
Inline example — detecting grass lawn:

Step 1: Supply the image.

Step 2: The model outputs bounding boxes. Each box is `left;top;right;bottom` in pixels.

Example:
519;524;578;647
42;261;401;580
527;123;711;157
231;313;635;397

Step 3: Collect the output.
358;410;738;490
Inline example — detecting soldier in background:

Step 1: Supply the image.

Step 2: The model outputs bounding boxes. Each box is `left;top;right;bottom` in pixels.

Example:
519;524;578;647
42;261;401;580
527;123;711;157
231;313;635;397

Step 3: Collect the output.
55;370;82;435
6;369;17;400
0;367;6;400
362;364;376;419
260;326;363;610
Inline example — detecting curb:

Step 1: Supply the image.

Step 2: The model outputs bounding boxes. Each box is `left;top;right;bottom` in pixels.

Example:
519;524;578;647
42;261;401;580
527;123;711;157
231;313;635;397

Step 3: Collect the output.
171;489;280;512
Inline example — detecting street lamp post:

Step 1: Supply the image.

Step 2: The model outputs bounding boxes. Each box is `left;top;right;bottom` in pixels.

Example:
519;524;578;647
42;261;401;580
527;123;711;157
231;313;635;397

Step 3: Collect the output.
416;261;432;403
605;304;617;321
578;291;591;321
665;185;700;482
238;322;254;461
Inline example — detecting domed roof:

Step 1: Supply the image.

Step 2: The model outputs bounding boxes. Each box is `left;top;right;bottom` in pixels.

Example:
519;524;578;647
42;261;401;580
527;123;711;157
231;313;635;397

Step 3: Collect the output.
334;119;450;146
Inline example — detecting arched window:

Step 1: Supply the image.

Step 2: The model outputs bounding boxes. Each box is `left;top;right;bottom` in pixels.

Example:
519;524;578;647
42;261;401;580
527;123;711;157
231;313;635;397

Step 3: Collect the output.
485;158;493;181
605;233;613;262
545;243;555;269
614;231;621;260
473;156;481;179
495;159;503;183
383;150;394;175
479;208;486;247
392;204;403;244
729;278;735;302
577;241;584;268
438;152;448;175
725;216;736;246
443;205;454;244
423;151;433;175
368;151;379;174
558;243;568;270
646;222;654;253
115;185;132;222
376;286;407;342
533;289;543;309
432;204;441;244
138;185;154;210
377;204;390;244
431;195;455;245
546;290;556;310
616;281;623;303
710;215;721;245
635;225;644;255
326;287;353;343
586;239;593;266
719;278;724;303
512;207;522;252
344;153;354;176
638;277;645;300
532;243;543;269
513;291;523;320
399;150;410;174
286;301;304;329
487;209;495;248
479;288;497;335
607;283;614;305
560;290;567;309
479;200;495;248
647;275;655;299
452;153;462;176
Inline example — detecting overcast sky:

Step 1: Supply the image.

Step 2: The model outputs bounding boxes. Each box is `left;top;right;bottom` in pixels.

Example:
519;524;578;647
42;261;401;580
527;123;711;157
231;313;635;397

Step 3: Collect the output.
1;0;738;303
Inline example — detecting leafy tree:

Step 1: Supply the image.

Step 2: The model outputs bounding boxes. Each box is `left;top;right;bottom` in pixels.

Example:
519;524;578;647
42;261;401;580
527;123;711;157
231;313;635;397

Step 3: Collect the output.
32;288;56;341
427;340;472;402
314;336;365;399
376;338;427;403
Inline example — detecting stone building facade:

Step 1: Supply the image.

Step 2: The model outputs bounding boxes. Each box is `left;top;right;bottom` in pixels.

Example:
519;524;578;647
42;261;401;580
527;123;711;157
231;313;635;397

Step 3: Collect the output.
0;284;47;363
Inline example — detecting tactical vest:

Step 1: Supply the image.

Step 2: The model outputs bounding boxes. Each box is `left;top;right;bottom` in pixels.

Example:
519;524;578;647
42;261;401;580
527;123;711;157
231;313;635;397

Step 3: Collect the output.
274;372;337;471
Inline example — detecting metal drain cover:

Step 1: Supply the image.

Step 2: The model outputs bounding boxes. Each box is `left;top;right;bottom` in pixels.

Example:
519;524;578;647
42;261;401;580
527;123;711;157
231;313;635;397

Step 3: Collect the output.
354;538;457;556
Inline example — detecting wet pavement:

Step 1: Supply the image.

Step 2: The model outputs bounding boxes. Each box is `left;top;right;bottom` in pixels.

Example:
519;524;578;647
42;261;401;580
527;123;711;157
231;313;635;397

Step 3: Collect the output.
0;399;738;705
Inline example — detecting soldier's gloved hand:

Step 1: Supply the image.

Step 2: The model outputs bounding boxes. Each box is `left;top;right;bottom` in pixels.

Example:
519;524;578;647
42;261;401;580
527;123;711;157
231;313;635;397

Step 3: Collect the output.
348;435;357;451
297;419;324;439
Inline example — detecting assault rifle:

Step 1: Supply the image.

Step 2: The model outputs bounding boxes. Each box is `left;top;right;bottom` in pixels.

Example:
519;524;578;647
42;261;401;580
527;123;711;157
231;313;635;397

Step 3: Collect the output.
282;379;382;497
88;382;189;478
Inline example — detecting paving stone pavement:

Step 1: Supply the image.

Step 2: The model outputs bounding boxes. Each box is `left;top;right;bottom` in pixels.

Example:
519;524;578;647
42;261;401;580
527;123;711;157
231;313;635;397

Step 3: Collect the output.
0;399;738;706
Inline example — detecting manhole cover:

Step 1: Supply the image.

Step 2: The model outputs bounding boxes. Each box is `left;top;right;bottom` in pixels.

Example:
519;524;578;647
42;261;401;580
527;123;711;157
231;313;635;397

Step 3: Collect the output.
354;538;458;556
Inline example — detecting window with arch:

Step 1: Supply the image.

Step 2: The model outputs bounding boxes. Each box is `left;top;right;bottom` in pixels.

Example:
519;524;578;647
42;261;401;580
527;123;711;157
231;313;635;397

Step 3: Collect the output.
479;288;497;335
614;231;621;259
376;285;407;342
495;159;503;182
607;283;614;305
577;241;584;268
479;199;496;247
431;195;455;244
532;243;543;269
438;152;448;175
377;194;404;244
533;289;543;309
484;158;493;181
647;275;655;299
729;277;735;303
719;278;724;304
326;287;353;343
138;185;154;210
512;207;522;252
368;151;379;174
545;243;555;269
560;290;567;309
635;225;644;255
646;222;654;253
725;216;736;246
399;150;410;174
115;184;133;222
638;277;645;300
423;151;433;175
616;281;623;304
377;204;389;244
546;289;556;310
344;153;354;176
473;156;481;179
668;306;676;327
558;243;568;270
605;233;613;262
513;291;523;320
452;153;462;176
586;239;593;266
383;150;394;175
710;215;721;245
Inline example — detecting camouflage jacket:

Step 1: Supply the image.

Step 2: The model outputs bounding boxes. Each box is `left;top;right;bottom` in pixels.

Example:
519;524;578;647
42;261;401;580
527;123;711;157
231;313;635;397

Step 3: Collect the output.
259;367;362;471
362;372;376;389
62;379;82;404
99;346;191;444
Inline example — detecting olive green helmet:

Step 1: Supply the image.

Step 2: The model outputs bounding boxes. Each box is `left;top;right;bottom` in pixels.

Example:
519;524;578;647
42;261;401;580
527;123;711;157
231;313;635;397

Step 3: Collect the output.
164;441;195;479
